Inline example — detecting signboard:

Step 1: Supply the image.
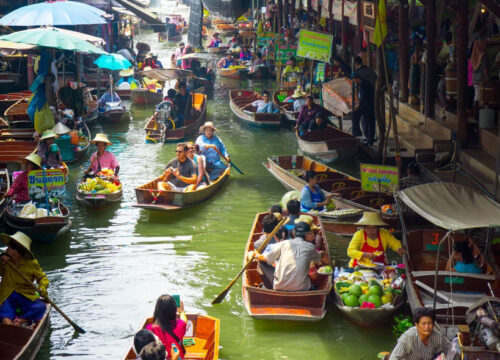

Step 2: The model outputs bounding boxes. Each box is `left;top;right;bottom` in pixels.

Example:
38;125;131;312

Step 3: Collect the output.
345;0;358;25
316;62;325;82
297;30;333;62
363;1;376;31
275;43;298;65
257;32;276;46
360;163;399;193
28;169;66;200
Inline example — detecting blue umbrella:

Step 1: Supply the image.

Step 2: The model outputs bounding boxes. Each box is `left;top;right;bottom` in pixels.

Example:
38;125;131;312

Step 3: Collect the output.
0;0;107;26
94;54;132;71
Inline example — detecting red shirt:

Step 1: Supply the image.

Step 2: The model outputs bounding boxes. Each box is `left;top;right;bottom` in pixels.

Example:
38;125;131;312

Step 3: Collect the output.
6;171;30;203
146;319;186;358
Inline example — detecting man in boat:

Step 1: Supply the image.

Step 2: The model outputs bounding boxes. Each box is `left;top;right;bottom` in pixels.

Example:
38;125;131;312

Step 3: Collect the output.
252;221;328;291
352;56;376;146
98;89;121;109
86;133;120;177
389;308;451;360
346;212;405;271
291;89;307;112
296;96;322;135
399;162;424;190
173;82;192;128
0;232;48;326
195;122;229;181
165;17;179;39
36;129;62;169
5;154;42;204
152;54;163;69
217;52;235;69
208;32;222;48
243;90;279;113
157;143;197;192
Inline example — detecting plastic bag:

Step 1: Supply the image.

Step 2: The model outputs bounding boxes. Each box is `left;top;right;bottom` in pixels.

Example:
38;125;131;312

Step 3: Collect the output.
19;202;37;218
34;104;55;134
36;208;48;218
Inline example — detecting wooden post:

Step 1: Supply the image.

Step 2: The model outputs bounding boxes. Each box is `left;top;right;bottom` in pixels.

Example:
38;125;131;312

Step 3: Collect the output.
76;53;81;84
356;0;363;55
375;46;386;159
399;0;409;103
456;0;468;144
424;0;436;118
341;0;348;61
283;0;289;29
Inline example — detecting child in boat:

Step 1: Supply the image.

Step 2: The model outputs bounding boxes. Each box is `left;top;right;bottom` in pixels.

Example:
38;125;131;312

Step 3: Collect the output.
0;232;48;326
146;294;187;359
5;154;42;203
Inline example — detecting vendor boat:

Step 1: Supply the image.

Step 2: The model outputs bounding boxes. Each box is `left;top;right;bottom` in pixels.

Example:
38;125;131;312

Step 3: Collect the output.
122;313;220;360
207;46;229;54
58;122;91;164
0;169;10;217
264;155;396;235
4;99;32;128
0;91;31;117
0;304;51;360
242;212;332;321
296;127;358;162
215;23;237;37
115;88;131;99
134;167;230;211
0;127;36;141
76;177;123;209
229;90;282;127
4;200;71;243
131;88;164;106
99;101;128;123
218;66;248;80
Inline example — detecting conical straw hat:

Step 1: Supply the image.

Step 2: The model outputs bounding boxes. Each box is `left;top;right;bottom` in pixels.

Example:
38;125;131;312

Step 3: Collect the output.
23;153;42;168
91;133;112;145
1;231;34;259
52;122;71;135
354;211;388;226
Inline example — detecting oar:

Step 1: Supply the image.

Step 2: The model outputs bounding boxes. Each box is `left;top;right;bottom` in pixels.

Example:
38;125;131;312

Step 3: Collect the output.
211;146;244;175
212;217;288;304
4;259;86;334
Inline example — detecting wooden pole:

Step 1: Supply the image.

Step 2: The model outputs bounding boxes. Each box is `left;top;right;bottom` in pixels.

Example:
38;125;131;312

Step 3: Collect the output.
356;0;363;55
456;0;468;144
341;0;348;61
424;0;436;118
399;0;409;103
277;0;283;31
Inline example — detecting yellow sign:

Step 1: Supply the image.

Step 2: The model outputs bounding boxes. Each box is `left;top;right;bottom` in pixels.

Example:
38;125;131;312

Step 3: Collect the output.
360;163;399;193
296;30;333;62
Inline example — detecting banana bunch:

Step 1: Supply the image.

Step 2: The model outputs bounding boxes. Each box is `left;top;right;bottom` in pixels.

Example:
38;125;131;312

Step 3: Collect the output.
78;177;122;193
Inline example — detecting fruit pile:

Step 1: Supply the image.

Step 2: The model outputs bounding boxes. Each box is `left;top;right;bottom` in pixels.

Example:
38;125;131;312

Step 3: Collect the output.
335;269;403;308
78;177;122;194
97;168;115;177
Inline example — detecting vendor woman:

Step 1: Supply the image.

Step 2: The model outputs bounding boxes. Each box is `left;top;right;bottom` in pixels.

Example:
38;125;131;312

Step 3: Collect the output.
0;231;49;326
347;211;406;270
36;129;62;169
300;170;334;213
5;154;42;203
86;133;120;176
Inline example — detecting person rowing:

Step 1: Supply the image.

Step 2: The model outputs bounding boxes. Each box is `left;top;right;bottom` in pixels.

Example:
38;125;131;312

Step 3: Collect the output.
86;133;120;179
195;122;229;181
157;143;197;192
5;154;42;204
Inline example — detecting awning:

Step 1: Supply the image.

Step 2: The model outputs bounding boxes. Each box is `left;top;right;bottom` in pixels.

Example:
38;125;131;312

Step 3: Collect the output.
113;0;163;28
396;182;500;231
142;68;193;81
0;40;38;51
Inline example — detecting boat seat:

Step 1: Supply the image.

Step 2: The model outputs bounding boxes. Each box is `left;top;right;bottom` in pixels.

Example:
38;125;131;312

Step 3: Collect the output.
183;337;208;359
415;280;486;308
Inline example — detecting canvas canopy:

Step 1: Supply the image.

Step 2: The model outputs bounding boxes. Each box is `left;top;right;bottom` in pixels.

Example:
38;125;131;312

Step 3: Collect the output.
396;182;500;231
142;69;193;81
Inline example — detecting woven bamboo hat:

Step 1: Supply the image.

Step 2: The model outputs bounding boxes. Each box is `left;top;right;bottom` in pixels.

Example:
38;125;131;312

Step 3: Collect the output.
23;153;42;168
119;68;134;77
40;129;57;140
52;122;71;135
1;231;34;259
294;215;320;230
354;211;388;226
91;133;112;145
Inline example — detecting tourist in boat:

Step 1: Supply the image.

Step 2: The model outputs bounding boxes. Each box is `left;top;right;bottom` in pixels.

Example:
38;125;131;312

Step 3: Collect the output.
307;113;330;132
186;143;208;190
296;96;322;135
347;212;405;270
389;308;451;360
98;89;121;108
300;170;334;213
133;329;157;356
138;340;167;360
242;90;279;113
446;241;482;274
174;42;185;67
195;122;229;181
37;129;62;169
208;32;222;48
165;17;179;39
217;52;235;69
146;294;187;359
5;154;41;203
290;89;307;111
239;45;252;61
86;133;120;177
173;82;192;127
0;232;48;326
152;54;163;69
399;162;424;190
181;45;195;70
252;221;328;291
157;143;197;192
285;199;301;231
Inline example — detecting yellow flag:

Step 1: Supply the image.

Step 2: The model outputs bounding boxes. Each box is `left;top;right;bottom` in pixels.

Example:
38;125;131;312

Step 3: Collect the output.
373;0;388;47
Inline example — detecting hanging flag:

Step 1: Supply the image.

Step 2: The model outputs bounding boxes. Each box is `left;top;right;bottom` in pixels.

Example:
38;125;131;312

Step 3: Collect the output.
373;0;388;47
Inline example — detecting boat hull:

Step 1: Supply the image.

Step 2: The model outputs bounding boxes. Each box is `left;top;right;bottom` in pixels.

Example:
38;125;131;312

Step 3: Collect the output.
229;90;282;127
99;108;127;123
218;68;248;79
76;189;123;209
63;122;91;165
131;89;163;105
296;129;358;161
115;89;131;99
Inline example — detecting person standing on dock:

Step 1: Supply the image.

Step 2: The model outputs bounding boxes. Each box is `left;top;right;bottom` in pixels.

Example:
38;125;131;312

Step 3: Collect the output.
352;56;376;146
195;122;229;181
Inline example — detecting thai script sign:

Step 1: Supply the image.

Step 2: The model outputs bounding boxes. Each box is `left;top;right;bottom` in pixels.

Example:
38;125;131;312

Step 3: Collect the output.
297;30;333;62
360;163;399;193
275;43;298;65
316;62;325;82
28;169;66;199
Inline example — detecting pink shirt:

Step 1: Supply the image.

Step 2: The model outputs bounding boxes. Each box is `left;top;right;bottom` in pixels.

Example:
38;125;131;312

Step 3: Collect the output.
146;320;186;358
89;151;119;172
6;171;29;203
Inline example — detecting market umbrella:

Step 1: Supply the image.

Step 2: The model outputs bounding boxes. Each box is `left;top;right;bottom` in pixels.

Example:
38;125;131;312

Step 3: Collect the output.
0;0;107;26
94;53;132;94
0;27;107;54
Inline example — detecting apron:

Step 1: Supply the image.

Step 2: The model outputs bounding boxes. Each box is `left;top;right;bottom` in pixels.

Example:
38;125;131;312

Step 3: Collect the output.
301;184;325;212
352;230;387;267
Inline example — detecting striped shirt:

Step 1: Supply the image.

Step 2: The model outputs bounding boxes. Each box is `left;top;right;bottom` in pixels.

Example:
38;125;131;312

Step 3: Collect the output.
389;326;451;360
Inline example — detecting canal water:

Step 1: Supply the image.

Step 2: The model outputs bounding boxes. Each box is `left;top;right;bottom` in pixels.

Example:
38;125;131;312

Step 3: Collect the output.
26;15;401;360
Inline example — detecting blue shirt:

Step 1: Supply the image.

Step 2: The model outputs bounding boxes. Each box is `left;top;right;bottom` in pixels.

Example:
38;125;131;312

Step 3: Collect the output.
195;134;229;165
99;92;121;106
454;262;482;274
300;184;326;212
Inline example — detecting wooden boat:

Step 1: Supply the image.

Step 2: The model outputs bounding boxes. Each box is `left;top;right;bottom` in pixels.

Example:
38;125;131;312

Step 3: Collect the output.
246;65;271;79
0;117;8;128
82;88;99;124
134;167;230;211
115;88;131;99
158;32;183;42
131;88;163;105
242;212;332;321
264;155;395;235
229;90;282;127
0;91;31;116
273;89;298;124
0;127;36;141
144;115;166;144
76;179;123;209
4;201;71;243
0;140;37;169
123;313;220;360
4;99;31;128
296;127;358;161
99;103;127;123
215;24;237;37
0;304;51;360
218;66;248;80
0;169;10;217
207;46;229;54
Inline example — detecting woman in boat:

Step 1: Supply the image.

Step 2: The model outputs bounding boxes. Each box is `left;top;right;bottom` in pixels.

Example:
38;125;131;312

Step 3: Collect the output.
282;57;302;80
389;308;450;360
181;45;194;70
116;68;139;90
346;212;405;270
239;45;252;61
86;133;120;177
174;42;185;67
5;154;41;203
186;143;208;190
207;32;222;48
36;129;62;169
300;170;334;213
195;122;229;181
446;241;482;274
146;294;187;359
217;52;235;69
0;231;48;326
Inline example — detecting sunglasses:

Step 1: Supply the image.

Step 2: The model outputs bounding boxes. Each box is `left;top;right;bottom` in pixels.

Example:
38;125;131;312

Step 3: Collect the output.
176;150;184;153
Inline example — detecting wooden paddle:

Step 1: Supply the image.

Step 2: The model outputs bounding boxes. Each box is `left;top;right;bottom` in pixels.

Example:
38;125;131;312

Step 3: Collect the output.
211;146;244;175
4;259;86;334
212;217;288;304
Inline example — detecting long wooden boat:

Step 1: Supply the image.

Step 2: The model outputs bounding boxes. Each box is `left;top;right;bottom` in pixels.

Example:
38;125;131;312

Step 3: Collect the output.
0;304;51;360
273;89;298;124
0;117;8;128
123;313;220;360
296;127;358;161
264;155;395;235
62;122;91;164
0;91;31;117
82;88;99;124
242;212;332;321
0;128;35;141
76;180;123;209
0;169;10;217
99;103;127;124
229;90;282;127
144;115;166;144
247;65;272;79
115;88;131;99
4;201;71;243
131;88;163;105
218;67;248;80
158;32;183;42
207;46;229;54
215;24;237;37
4;99;31;128
134;167;230;211
0;140;37;169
